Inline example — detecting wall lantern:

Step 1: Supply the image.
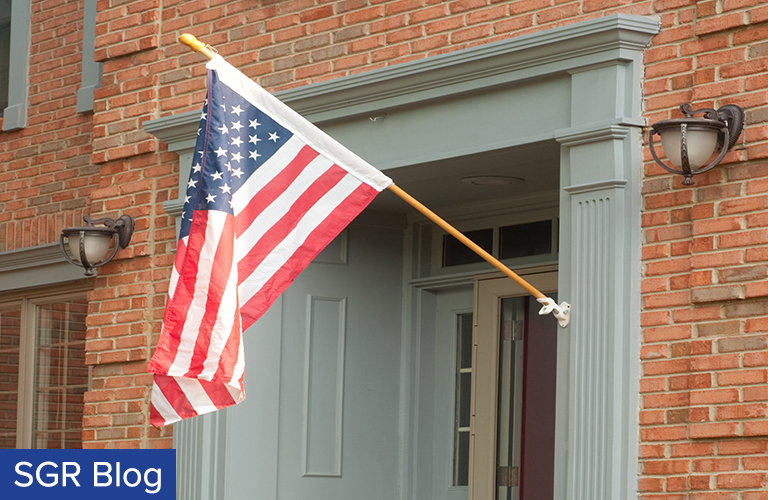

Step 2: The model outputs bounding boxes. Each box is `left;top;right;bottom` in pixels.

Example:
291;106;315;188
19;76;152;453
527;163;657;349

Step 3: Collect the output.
59;215;134;276
648;103;744;185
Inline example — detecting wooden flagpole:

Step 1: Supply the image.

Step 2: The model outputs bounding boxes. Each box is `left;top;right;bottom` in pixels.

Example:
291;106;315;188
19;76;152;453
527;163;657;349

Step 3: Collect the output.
177;34;571;327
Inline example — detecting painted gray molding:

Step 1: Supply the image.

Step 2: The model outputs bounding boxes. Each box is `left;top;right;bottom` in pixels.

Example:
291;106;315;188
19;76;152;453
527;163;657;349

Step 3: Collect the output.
277;14;661;123
144;109;201;152
2;0;31;131
0;243;87;292
142;14;660;140
76;0;102;114
174;411;228;500
302;296;347;477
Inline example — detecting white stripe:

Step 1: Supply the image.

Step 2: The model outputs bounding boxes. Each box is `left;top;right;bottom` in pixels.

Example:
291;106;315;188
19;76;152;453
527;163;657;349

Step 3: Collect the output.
168;211;228;376
238;174;363;305
176;377;218;415
151;380;180;426
199;262;240;381
229;333;246;389
233;154;335;263
231;135;306;215
227;378;245;402
207;55;392;192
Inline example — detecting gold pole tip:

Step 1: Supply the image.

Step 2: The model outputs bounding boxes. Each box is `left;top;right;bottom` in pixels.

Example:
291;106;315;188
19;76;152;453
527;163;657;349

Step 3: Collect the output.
179;33;206;52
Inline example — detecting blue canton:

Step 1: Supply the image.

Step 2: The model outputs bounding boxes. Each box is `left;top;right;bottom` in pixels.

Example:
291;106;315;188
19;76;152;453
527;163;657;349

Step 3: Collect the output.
179;70;292;239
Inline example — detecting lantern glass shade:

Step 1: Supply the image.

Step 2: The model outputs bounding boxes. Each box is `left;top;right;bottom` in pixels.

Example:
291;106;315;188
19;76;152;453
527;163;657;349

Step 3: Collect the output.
658;126;720;170
66;231;114;266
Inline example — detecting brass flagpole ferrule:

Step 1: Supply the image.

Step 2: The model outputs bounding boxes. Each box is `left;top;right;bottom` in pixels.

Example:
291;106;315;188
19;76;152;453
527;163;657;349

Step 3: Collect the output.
179;34;217;60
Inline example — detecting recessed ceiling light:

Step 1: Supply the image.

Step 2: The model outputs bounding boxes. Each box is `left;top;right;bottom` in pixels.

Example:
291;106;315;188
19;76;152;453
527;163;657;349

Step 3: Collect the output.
461;176;525;186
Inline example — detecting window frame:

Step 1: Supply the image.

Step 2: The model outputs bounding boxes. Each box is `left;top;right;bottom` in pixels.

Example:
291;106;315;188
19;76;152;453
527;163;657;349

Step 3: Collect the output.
428;206;560;277
0;283;91;448
1;0;30;131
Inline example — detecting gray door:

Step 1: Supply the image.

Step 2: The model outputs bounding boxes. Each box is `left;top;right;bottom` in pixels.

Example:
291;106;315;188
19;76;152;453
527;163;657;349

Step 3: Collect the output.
224;219;405;500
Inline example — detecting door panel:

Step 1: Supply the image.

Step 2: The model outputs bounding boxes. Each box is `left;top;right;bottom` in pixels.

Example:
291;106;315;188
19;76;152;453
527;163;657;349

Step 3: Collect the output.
432;285;474;500
470;272;558;500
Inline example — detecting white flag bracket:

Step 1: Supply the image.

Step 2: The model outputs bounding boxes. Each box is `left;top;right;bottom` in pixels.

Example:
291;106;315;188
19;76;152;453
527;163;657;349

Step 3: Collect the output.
537;298;571;328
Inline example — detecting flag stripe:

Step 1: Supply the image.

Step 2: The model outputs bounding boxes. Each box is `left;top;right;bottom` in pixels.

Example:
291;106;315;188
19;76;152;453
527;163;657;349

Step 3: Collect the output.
168;210;231;376
236;163;348;286
148;214;211;374
238;173;364;310
185;214;237;380
241;181;378;328
234;143;320;236
152;374;197;423
234;153;336;264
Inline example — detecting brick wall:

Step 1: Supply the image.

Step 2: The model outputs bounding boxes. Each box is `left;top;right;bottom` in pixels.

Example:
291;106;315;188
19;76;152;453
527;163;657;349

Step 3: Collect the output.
640;1;768;498
3;0;768;496
0;0;97;252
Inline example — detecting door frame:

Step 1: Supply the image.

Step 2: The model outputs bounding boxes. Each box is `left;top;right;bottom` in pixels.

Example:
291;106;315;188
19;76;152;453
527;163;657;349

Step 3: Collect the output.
470;272;558;500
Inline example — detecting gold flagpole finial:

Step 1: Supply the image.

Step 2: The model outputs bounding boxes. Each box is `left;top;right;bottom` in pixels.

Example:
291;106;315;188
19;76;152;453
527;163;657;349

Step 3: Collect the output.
179;34;217;60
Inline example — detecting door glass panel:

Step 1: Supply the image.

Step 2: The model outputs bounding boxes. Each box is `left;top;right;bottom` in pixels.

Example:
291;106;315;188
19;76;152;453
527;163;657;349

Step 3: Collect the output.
453;312;473;486
33;300;88;449
0;307;21;448
496;297;524;500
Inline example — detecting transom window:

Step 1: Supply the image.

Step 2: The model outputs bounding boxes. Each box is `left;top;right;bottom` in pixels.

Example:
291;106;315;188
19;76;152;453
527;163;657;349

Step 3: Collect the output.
0;291;89;449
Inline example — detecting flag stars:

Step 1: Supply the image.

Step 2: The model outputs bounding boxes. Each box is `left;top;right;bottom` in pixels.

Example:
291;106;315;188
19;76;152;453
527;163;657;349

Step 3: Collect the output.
206;193;217;203
211;171;224;181
269;132;280;142
218;123;229;135
249;134;260;145
220;184;232;194
231;105;243;116
231;136;243;147
192;162;202;172
231;152;243;163
188;178;197;188
214;146;228;157
249;150;261;160
249;118;261;129
231;121;243;132
231;167;244;178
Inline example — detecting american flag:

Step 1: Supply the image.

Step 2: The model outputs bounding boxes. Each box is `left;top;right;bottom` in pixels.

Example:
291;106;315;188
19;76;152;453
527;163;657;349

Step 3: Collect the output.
148;55;392;427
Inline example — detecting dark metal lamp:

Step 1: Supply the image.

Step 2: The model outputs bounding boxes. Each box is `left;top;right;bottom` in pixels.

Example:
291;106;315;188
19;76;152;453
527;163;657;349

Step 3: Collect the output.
60;215;135;276
648;103;745;185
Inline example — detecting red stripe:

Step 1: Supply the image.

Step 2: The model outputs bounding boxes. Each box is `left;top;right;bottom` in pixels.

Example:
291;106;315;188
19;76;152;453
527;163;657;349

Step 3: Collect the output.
199;378;239;409
185;214;237;378
236;164;348;285
240;182;379;329
149;402;166;428
213;313;242;384
153;374;198;424
235;145;320;237
148;212;210;373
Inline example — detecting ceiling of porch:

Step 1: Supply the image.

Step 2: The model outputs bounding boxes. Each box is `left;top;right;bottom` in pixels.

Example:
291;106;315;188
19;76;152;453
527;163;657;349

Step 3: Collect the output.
369;139;561;212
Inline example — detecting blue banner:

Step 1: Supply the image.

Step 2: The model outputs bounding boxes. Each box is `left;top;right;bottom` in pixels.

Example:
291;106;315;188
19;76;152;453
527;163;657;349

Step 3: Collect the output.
0;449;175;499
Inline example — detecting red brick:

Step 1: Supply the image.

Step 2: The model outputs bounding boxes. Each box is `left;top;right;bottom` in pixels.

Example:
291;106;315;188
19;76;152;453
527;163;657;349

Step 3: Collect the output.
689;422;740;439
717;473;766;489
